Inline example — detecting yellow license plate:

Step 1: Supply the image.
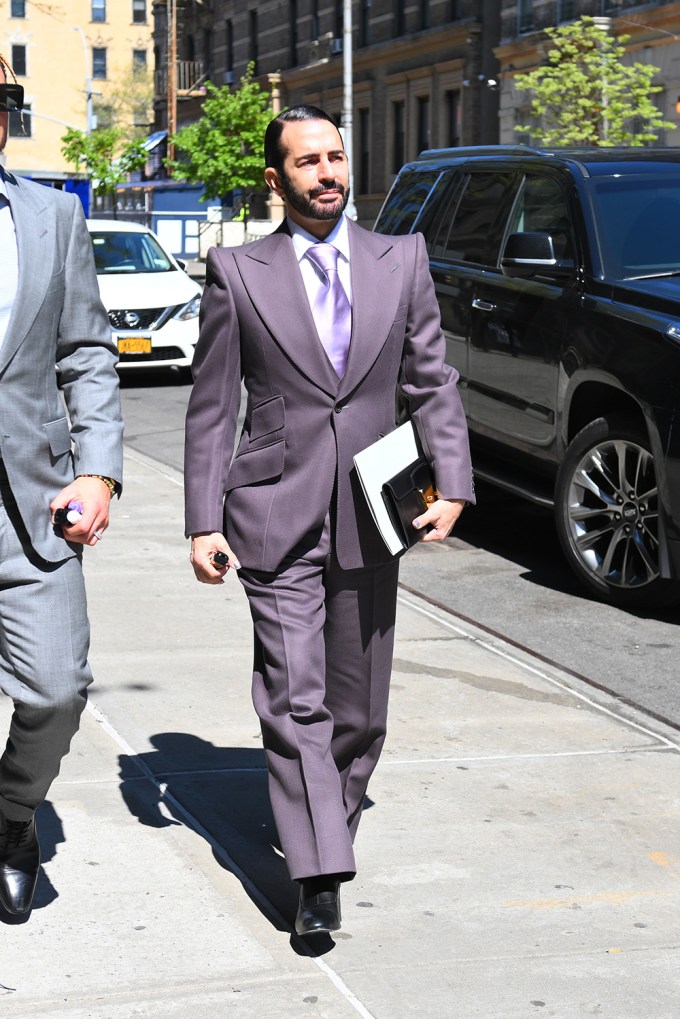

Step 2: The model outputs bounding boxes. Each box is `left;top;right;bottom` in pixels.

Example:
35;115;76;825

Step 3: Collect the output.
118;336;152;354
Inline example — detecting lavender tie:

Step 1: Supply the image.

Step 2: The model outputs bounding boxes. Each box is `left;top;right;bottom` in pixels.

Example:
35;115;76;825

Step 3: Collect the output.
307;243;351;378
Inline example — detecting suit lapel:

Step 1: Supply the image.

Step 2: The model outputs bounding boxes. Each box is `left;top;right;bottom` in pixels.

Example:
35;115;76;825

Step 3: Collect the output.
0;173;52;373
338;221;402;398
234;226;340;397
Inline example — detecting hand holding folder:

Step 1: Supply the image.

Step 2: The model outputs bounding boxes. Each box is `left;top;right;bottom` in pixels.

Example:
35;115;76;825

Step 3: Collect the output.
353;421;436;556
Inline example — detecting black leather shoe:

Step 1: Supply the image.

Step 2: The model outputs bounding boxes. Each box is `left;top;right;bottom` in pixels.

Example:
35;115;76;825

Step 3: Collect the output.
295;879;341;936
0;812;40;915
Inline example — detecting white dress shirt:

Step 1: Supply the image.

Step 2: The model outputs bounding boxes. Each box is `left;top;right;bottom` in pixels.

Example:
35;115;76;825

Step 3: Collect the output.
288;214;352;314
0;172;19;352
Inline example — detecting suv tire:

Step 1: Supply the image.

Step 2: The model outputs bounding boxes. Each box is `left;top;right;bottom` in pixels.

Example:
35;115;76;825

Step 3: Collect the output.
555;415;680;607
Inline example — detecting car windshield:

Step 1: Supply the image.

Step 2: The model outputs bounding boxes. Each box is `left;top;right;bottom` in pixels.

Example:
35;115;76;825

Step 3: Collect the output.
89;230;175;274
592;177;680;280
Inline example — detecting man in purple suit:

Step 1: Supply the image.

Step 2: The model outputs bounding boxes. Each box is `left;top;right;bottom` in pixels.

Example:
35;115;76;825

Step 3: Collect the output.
184;106;474;937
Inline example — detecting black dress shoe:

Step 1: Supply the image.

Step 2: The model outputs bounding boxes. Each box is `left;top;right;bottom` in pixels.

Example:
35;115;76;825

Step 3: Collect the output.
0;812;40;915
295;879;341;936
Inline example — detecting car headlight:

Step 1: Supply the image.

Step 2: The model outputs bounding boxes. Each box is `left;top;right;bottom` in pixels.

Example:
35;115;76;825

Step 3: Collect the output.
173;295;201;321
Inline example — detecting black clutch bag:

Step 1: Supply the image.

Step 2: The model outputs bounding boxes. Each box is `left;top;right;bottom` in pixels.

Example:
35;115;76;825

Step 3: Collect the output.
381;458;436;550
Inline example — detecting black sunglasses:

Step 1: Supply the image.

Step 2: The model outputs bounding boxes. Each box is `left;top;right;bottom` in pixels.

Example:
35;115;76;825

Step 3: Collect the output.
0;83;24;113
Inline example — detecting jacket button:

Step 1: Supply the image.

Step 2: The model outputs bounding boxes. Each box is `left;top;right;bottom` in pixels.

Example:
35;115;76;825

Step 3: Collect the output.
334;404;343;414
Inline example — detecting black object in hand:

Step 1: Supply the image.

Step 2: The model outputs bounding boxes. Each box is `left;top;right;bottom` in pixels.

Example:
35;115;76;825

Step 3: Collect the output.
212;551;229;567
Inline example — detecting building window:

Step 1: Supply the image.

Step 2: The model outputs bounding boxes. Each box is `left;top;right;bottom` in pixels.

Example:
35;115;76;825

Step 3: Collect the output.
225;19;234;79
361;0;371;47
358;108;370;194
449;0;460;17
10;0;26;17
249;10;258;75
394;0;405;36
92;47;107;79
289;0;298;65
334;0;343;40
518;0;533;33
133;49;147;72
133;104;148;128
420;0;430;31
557;0;576;20
417;95;430;154
311;0;319;41
93;102;113;129
11;44;26;77
92;0;106;22
203;28;212;81
132;0;146;24
393;101;405;173
9;103;30;136
445;90;460;147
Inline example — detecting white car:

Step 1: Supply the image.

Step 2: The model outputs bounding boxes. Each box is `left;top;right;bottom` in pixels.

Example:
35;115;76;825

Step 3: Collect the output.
86;219;202;373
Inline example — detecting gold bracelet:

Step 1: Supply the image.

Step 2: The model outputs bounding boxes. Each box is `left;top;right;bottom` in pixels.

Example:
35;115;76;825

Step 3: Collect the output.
79;474;117;494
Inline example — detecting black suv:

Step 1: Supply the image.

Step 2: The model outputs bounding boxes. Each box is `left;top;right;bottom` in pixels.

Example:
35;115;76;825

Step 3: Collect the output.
374;146;680;607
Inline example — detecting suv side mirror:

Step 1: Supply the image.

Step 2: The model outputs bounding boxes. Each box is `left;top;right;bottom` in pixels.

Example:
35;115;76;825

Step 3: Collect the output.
501;232;574;280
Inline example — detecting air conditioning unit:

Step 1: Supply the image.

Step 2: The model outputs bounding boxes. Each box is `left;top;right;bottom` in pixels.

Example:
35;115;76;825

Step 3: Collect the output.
330;38;343;55
224;70;234;85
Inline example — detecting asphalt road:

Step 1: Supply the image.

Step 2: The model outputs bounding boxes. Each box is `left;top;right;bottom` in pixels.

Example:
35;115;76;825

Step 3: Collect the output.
119;369;680;730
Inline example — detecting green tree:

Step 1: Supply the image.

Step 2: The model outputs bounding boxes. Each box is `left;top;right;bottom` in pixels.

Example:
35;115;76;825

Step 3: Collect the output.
514;16;674;147
61;127;148;202
166;64;273;202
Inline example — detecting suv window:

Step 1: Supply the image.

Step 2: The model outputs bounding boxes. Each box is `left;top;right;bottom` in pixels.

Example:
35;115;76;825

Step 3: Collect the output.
432;170;520;267
375;168;441;235
506;173;575;261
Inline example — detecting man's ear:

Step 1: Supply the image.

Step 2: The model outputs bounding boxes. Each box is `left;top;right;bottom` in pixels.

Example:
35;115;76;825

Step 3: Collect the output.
264;167;284;198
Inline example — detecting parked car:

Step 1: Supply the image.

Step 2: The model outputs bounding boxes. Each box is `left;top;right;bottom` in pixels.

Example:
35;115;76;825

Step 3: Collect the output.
86;220;201;374
374;145;680;608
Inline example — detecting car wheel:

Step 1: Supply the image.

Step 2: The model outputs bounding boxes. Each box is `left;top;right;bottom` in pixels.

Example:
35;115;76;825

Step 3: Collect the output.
555;415;680;607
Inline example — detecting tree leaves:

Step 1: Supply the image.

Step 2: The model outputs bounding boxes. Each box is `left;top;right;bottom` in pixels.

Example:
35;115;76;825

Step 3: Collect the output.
165;64;273;203
514;17;675;147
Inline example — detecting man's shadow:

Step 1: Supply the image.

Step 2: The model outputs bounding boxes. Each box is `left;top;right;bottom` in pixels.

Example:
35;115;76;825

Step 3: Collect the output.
0;801;62;925
118;732;373;954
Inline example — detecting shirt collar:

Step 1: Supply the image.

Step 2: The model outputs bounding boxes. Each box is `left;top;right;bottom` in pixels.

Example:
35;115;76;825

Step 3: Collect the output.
0;170;8;202
288;213;350;264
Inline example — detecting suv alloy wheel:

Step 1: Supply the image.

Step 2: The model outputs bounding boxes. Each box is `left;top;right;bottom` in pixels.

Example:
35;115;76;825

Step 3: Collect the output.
555;416;680;607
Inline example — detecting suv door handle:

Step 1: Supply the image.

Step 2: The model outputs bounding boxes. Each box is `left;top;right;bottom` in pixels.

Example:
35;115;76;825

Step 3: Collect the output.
472;298;496;312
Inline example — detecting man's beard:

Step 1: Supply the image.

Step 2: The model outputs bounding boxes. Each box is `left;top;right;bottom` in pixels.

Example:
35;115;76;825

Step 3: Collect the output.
279;170;350;221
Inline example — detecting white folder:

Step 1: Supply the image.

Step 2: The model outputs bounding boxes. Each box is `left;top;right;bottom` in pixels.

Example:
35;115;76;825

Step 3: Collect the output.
353;421;421;556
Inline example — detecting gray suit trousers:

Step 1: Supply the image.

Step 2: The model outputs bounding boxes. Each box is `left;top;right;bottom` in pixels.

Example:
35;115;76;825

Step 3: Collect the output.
0;466;91;822
239;517;400;882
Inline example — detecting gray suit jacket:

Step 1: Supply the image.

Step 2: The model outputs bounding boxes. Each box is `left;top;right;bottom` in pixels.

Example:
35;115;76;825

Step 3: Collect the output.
184;219;474;572
0;168;124;562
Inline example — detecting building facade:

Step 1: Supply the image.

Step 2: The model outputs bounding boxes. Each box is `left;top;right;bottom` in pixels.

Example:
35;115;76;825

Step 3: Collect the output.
1;0;153;181
153;1;502;224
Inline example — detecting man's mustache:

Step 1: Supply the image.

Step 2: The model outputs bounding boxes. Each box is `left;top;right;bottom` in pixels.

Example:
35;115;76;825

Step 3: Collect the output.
310;182;346;198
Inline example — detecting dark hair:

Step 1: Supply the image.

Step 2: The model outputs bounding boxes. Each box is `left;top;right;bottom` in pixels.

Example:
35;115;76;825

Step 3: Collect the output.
264;105;340;172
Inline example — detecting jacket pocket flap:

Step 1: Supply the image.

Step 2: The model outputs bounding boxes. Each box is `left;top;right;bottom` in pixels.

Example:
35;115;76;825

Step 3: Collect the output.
226;438;285;490
43;417;72;457
249;395;285;440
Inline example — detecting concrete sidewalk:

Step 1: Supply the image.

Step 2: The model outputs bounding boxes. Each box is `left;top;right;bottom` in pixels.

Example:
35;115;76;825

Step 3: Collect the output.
1;448;679;1018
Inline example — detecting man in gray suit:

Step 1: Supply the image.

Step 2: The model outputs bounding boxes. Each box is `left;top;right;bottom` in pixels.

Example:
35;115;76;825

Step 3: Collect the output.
0;57;123;915
185;106;474;936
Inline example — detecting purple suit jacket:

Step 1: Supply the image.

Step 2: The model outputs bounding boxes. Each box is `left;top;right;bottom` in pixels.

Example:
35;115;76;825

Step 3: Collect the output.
184;219;474;571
